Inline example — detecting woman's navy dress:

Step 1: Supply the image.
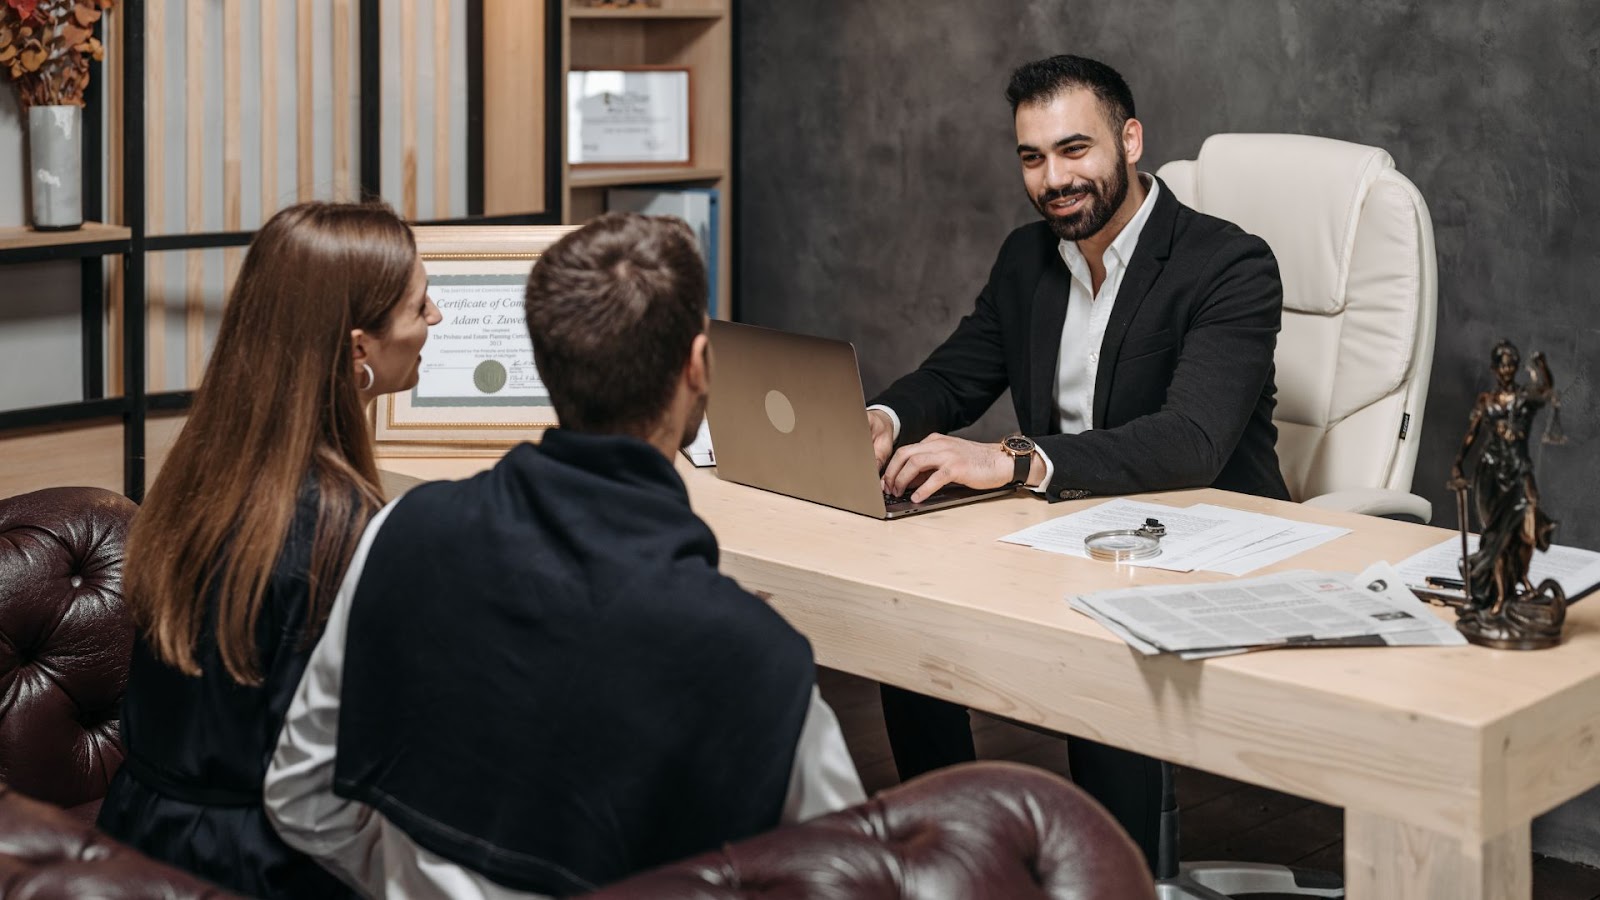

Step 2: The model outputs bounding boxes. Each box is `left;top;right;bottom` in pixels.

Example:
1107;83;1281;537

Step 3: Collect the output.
98;485;355;899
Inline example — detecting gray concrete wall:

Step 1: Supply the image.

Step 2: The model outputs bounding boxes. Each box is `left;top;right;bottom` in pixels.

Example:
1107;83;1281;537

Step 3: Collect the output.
737;0;1600;863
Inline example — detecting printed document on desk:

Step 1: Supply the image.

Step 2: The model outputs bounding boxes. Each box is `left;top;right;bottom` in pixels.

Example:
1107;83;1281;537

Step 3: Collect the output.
1000;497;1350;574
1069;562;1465;657
1394;536;1600;601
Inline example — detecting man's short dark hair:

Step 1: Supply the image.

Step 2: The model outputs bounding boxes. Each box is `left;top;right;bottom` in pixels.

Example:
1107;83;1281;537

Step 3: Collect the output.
524;212;707;435
1005;54;1136;130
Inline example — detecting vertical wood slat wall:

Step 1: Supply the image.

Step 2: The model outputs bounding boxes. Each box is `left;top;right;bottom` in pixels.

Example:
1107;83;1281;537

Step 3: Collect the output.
184;0;205;381
106;6;125;392
482;0;547;217
399;0;418;217
144;0;166;391
130;0;468;393
432;0;450;219
384;0;463;221
138;0;366;392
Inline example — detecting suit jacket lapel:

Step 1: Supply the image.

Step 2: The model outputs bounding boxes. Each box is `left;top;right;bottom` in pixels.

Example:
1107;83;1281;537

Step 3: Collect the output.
1092;177;1179;428
1028;255;1070;435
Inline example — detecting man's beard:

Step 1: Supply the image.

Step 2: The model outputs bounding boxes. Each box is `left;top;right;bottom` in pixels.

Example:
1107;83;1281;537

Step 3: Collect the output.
1032;149;1130;242
679;391;709;450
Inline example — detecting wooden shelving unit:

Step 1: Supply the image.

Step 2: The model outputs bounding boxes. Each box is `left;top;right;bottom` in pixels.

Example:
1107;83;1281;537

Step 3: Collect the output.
0;222;132;257
485;0;732;318
568;165;725;189
567;0;731;317
4;2;573;501
568;8;724;20
0;8;124;493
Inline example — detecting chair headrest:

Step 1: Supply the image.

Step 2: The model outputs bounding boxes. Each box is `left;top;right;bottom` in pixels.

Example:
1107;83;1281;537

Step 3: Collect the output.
1192;133;1394;315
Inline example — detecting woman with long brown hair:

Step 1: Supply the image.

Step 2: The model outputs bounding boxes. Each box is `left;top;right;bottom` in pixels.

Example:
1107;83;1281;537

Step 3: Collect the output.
97;201;440;898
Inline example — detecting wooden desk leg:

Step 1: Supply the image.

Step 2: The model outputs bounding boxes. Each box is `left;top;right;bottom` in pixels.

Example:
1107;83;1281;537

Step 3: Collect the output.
1346;810;1530;900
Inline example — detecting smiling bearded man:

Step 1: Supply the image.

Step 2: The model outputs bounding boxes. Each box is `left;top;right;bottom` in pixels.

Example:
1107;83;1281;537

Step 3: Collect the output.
863;54;1290;871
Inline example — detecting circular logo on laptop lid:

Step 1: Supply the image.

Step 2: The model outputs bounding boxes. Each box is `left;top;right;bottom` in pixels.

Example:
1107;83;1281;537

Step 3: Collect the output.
765;390;796;434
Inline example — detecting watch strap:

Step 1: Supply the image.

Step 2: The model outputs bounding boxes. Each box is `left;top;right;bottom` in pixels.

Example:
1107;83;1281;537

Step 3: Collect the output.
1012;452;1030;486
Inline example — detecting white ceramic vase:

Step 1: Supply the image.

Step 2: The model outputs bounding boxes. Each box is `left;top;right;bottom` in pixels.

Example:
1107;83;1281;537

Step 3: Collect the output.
28;104;83;231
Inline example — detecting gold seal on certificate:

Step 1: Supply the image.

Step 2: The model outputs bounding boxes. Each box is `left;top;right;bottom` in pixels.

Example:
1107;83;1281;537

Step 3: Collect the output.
414;278;548;406
473;359;508;394
567;68;692;166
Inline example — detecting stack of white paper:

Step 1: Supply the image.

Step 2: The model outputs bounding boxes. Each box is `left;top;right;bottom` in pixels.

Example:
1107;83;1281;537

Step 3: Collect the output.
1000;497;1349;575
681;419;715;467
1394;536;1600;601
1069;562;1467;659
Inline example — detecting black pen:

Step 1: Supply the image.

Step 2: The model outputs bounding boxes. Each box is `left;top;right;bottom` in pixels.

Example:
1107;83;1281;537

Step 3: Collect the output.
1425;575;1465;589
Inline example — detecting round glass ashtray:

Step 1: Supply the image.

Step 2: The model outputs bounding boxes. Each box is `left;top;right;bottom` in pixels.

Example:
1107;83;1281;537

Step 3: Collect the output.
1083;518;1167;562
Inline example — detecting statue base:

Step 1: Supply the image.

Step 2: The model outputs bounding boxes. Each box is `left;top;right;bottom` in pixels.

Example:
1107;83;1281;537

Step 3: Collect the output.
1455;579;1567;650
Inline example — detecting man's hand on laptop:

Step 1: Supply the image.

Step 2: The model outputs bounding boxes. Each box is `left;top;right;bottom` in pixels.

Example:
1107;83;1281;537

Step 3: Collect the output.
881;434;1015;503
867;409;896;470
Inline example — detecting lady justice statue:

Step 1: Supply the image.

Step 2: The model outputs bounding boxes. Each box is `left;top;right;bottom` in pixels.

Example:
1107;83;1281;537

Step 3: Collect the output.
1447;340;1567;649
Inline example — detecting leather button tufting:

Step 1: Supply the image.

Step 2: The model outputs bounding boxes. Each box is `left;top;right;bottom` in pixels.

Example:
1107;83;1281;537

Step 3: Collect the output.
0;486;138;812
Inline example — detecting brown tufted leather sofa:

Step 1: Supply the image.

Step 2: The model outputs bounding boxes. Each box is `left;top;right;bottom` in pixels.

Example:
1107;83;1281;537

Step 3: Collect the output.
0;486;137;824
583;761;1157;900
0;487;1154;899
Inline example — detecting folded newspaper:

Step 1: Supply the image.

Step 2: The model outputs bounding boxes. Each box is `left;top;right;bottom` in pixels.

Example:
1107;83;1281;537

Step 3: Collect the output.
1068;562;1467;660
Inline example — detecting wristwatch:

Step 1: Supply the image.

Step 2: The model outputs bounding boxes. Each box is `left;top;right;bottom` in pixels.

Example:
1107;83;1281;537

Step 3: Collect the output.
1000;434;1037;487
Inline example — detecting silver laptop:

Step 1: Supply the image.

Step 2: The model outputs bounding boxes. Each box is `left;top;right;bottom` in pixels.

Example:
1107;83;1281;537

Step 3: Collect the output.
706;320;1015;519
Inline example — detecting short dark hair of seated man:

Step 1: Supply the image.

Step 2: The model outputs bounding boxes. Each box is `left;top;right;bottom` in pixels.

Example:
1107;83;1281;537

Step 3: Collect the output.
265;212;864;899
525;212;709;441
867;53;1290;872
1005;52;1135;125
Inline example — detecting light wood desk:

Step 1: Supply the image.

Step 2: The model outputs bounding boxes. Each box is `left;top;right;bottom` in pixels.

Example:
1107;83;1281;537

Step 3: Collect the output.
381;455;1600;900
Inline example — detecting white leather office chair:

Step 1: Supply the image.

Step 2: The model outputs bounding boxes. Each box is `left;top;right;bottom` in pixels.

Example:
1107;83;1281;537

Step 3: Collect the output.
1151;134;1439;900
1159;133;1438;524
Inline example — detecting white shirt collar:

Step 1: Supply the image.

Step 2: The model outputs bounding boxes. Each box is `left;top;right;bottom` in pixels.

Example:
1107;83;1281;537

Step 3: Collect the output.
1057;172;1160;280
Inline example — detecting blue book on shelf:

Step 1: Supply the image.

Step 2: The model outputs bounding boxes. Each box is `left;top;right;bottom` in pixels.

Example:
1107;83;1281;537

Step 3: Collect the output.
605;186;720;319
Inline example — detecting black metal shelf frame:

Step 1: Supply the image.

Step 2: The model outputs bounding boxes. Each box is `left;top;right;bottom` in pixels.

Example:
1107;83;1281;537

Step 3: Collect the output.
0;239;130;265
1;0;564;501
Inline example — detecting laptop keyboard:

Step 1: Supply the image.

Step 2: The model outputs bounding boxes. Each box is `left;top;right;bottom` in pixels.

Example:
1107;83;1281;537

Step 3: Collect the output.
884;482;1004;510
883;488;957;508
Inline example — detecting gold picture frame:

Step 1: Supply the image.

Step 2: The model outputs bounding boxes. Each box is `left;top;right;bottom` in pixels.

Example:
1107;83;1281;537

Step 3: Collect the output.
374;225;579;457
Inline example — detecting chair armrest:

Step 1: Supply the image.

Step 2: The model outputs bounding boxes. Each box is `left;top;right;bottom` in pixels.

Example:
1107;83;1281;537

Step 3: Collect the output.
0;786;241;898
1303;488;1431;524
581;761;1155;899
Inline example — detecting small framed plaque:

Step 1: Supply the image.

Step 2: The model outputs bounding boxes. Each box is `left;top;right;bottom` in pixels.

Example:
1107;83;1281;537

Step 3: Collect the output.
374;224;579;456
567;67;692;166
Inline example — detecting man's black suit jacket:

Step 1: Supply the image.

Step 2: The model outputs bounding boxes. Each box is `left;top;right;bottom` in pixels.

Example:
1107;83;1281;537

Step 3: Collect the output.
871;177;1291;502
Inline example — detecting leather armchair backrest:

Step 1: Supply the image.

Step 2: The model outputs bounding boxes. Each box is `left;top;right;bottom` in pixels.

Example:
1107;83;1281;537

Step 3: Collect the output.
582;761;1156;900
0;487;137;812
1159;134;1438;500
0;783;237;898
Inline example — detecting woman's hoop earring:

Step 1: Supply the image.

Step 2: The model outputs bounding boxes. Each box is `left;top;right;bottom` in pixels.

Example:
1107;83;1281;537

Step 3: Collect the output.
360;363;375;392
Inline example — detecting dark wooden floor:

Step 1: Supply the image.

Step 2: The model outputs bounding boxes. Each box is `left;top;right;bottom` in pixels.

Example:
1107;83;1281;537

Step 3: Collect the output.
818;667;1600;899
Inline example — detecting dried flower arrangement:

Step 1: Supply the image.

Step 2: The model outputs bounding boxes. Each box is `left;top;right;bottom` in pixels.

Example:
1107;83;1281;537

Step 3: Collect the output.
0;0;114;110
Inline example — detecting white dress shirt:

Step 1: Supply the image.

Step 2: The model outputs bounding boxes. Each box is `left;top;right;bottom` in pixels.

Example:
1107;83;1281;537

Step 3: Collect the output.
265;501;865;900
872;173;1160;493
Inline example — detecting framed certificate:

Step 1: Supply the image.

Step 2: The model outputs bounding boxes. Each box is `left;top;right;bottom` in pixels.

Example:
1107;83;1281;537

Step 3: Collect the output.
374;225;579;455
567;67;692;166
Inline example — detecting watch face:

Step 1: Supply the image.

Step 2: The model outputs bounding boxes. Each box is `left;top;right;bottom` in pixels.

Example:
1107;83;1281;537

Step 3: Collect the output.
1003;435;1035;454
